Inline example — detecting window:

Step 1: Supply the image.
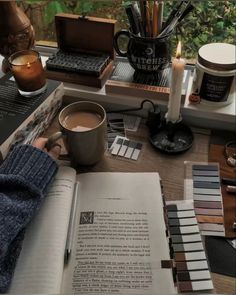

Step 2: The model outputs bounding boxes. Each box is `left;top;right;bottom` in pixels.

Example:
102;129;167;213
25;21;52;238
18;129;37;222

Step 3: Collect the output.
20;0;236;58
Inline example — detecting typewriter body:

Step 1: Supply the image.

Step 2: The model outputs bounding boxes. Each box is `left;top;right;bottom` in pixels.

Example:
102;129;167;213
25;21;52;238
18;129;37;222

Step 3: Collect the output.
45;13;116;88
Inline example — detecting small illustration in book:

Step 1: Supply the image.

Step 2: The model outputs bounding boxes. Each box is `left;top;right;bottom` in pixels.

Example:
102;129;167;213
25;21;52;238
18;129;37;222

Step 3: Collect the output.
80;211;94;225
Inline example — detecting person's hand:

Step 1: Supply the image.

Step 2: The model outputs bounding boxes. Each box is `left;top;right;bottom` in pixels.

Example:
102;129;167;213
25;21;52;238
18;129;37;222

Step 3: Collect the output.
32;137;61;159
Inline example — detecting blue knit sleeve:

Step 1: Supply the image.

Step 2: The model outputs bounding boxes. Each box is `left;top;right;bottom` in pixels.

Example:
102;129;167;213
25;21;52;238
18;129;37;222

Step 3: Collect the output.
0;144;58;292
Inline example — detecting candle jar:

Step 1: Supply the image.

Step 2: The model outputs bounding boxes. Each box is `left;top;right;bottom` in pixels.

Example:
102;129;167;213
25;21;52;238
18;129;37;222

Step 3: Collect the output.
191;43;236;106
8;50;46;97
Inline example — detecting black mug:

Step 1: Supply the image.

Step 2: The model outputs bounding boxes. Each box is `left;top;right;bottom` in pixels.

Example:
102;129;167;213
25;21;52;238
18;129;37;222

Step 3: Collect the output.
113;29;171;73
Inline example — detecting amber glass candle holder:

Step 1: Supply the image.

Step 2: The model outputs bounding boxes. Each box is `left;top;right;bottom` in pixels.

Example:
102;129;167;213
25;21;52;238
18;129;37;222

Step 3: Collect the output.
8;50;47;97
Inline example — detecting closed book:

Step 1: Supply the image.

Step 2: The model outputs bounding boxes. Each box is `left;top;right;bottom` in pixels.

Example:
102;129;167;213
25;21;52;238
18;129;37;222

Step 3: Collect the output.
105;58;194;102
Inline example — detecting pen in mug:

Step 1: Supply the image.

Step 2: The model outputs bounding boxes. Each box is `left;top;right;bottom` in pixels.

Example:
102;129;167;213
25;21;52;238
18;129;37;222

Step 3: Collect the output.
162;0;187;30
64;181;79;263
125;4;141;36
159;0;192;37
139;0;147;36
133;1;145;36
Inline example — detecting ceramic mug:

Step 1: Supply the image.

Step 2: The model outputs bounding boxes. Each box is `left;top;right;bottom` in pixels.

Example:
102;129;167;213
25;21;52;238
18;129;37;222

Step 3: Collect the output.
113;29;171;72
47;101;107;166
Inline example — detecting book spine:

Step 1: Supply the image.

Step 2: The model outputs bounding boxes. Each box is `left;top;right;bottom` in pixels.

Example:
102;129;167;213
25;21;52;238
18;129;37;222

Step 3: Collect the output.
0;83;64;161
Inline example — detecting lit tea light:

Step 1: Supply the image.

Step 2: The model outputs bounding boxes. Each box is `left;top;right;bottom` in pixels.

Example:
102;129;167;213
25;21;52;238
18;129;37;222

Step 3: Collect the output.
8;50;46;97
166;41;186;123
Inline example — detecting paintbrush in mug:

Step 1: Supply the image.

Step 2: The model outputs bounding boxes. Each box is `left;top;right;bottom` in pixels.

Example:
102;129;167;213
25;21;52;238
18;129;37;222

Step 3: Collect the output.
159;0;193;37
162;0;189;30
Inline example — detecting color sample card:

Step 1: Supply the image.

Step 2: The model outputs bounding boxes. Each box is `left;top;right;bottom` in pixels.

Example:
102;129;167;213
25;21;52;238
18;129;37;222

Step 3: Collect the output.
177;270;211;281
107;113;126;148
194;208;222;216
192;164;224;236
168;210;195;219
176;260;209;271
107;113;141;143
178;280;213;292
168;217;198;226
166;200;213;293
109;136;143;161
174;251;206;262
166;202;194;212
184;162;225;237
171;233;202;244
123;114;141;132
169;225;200;235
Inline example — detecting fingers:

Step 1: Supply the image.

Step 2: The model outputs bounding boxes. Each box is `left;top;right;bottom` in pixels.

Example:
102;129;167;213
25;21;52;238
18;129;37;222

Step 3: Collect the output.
32;137;48;150
48;143;61;159
32;137;61;160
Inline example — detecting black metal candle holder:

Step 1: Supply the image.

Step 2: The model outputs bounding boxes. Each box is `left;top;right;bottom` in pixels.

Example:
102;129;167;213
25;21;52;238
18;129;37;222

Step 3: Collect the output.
149;118;194;154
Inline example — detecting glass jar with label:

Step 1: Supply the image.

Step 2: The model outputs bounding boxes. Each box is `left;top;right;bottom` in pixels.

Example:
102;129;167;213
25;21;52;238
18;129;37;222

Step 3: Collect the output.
191;43;236;106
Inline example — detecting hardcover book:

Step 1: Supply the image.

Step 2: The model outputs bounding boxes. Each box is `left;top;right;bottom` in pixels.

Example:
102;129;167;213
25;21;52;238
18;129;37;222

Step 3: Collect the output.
0;74;64;161
105;58;194;102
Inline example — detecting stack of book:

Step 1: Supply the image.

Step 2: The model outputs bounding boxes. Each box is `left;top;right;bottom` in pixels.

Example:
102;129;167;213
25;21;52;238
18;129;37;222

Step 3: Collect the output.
105;58;194;102
0;74;64;161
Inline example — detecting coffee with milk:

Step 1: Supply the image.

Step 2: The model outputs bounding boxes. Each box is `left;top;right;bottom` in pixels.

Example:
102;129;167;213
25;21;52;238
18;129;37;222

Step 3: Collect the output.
62;111;102;132
47;101;107;166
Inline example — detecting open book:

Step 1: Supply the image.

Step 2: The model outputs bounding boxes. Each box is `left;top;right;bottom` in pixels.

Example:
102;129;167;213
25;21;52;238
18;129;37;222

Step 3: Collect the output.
9;167;175;294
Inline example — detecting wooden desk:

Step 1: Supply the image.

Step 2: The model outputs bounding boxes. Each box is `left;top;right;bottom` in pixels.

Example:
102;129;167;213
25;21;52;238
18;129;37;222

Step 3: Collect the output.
44;116;236;294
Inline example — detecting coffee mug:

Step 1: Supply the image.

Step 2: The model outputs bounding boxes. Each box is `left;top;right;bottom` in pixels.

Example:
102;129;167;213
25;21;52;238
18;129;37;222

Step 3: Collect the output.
47;101;107;166
113;29;171;72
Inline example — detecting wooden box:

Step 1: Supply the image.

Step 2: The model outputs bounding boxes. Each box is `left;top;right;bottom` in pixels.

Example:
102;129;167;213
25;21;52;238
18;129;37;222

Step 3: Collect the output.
45;13;117;88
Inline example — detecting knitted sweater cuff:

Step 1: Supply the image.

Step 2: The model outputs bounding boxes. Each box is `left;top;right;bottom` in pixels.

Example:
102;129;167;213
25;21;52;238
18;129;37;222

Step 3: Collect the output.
0;145;58;193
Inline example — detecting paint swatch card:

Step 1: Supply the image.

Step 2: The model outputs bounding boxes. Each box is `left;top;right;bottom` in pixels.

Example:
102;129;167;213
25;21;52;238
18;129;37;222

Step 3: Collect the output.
107;113;141;148
184;162;225;237
123;114;141;132
109;136;143;161
107;113;126;148
166;200;214;293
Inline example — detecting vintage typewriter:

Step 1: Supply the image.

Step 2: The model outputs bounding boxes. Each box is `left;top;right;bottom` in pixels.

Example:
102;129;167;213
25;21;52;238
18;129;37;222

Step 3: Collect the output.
46;50;111;77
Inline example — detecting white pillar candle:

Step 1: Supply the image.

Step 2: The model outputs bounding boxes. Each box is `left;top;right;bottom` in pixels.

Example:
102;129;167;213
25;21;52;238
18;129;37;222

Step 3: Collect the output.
166;41;186;123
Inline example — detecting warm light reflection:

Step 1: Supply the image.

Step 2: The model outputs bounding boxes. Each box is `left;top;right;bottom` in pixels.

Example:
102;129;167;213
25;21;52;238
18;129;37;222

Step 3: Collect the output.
176;41;182;59
27;62;31;68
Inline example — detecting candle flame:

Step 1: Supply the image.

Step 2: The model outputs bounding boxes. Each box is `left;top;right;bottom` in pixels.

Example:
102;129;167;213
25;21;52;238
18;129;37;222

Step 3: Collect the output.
176;41;182;59
26;62;31;69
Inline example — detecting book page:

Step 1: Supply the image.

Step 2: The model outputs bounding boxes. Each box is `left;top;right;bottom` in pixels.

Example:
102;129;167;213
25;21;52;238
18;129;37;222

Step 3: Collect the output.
62;172;175;295
9;166;76;294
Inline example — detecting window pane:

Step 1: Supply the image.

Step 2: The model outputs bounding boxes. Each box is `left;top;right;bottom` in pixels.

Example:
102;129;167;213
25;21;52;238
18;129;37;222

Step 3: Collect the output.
21;0;236;58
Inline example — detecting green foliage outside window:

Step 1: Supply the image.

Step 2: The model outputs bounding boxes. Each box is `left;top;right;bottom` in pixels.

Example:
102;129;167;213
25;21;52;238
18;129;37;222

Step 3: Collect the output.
19;0;236;59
